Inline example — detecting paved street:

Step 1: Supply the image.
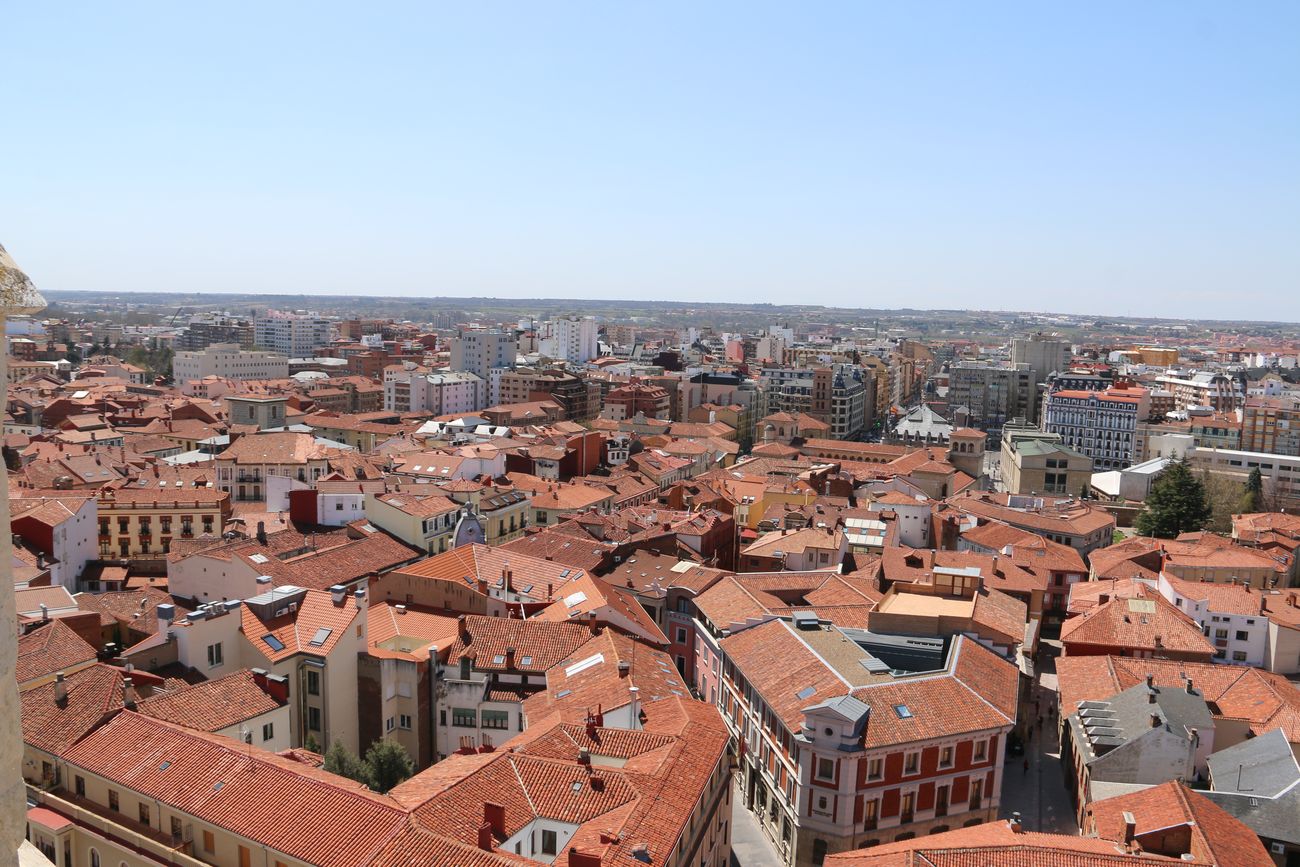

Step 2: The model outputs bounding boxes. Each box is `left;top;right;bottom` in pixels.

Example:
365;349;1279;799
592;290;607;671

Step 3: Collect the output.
1000;643;1078;834
730;784;784;867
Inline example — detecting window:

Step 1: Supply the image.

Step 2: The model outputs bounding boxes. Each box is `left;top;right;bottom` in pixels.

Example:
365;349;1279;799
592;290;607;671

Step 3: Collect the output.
307;670;320;696
1233;651;1248;662
866;758;883;780
675;627;688;644
139;803;150;825
308;706;321;732
815;757;835;781
262;722;274;741
863;798;879;830
973;739;988;762
171;817;183;838
482;710;509;730
90;850;100;867
901;791;915;822
904;752;920;775
1236;630;1249;641
400;714;412;730
74;775;85;797
206;642;223;668
239;845;251;867
108;789;119;812
386;716;395;732
452;707;477;727
1216;628;1229;640
541;829;558;856
939;746;954;768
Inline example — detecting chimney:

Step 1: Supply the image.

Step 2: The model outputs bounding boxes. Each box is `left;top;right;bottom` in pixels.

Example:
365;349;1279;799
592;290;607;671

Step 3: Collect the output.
477;822;494;852
265;674;289;703
395;604;407;615
123;676;137;710
1185;678;1195;695
477;577;488;597
1122;811;1137;848
354;587;366;609
1150;712;1162;728
628;685;641;725
578;748;592;766
329;584;347;605
39;602;49;622
505;646;516;668
483;802;506;838
1009;812;1023;833
1148;688;1157;704
1145;673;1154;689
256;521;267;545
457;614;470;644
157;603;175;637
569;850;603;867
617;660;631;679
53;672;67;705
251;667;268;689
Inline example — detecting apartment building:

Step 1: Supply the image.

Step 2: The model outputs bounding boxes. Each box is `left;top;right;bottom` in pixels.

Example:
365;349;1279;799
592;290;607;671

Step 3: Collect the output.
10;491;98;590
718;618;1018;865
1042;387;1144;470
213;431;336;501
944;490;1116;555
96;486;230;559
364;490;461;553
539;314;599;362
947;362;1032;435
253;312;332;357
384;364;486;414
497;368;597;421
1156;371;1238;413
999;426;1092;495
173;343;289;388
449;327;514;384
1242;395;1300;456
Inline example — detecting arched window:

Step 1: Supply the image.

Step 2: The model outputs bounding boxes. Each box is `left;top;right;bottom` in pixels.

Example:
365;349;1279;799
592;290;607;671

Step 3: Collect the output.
89;850;100;867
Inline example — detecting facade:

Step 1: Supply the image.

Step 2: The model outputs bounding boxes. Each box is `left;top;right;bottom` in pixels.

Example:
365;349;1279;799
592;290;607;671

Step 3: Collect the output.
364;491;461;554
253;312;332;357
1000;428;1092;495
10;492;98;590
497;368;597;421
1242;395;1300;456
716;620;1018;865
449;327;514;383
1042;387;1144;470
173;343;289;387
947;362;1032;435
1011;332;1071;414
539;315;599;362
96;487;231;559
384;365;485;414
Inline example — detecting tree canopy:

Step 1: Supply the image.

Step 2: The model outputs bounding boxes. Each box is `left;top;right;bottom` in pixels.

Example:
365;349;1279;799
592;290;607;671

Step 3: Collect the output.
1135;458;1212;538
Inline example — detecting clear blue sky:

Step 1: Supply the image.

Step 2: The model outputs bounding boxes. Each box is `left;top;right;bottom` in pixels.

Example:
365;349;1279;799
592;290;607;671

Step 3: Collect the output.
5;2;1298;319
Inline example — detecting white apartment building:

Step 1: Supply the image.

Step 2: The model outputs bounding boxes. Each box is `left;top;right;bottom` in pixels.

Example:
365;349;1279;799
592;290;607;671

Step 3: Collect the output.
540;316;599;363
1042;388;1141;470
449;328;514;381
1156;574;1270;667
173;343;289;389
384;364;485;414
253;313;332;357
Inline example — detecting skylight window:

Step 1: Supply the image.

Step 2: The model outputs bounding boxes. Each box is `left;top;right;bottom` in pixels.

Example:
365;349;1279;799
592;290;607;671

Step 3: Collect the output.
520;656;534;666
894;704;913;719
262;635;285;652
249;554;268;564
308;628;332;647
796;686;816;700
564;653;605;678
563;591;588;608
492;654;506;665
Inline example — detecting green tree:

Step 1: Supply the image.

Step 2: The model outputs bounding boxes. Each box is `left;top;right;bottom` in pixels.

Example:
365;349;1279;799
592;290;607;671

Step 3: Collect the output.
1240;467;1265;515
322;740;368;785
364;738;415;793
1135;459;1212;538
303;733;321;754
1201;471;1245;534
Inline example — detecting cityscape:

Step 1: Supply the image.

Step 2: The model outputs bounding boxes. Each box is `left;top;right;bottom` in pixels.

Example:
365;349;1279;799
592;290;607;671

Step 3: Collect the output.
4;3;1299;867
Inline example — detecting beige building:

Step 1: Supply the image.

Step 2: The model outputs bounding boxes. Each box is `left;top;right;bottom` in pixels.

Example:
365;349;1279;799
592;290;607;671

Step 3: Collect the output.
999;427;1092;496
364;490;460;554
174;343;289;389
96;487;231;558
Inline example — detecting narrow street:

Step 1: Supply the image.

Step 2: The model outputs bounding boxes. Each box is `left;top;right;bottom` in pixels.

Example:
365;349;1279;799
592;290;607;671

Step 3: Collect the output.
730;783;784;867
1000;641;1078;834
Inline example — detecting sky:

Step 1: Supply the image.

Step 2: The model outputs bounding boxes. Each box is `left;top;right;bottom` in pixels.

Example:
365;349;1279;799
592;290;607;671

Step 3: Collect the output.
4;2;1298;319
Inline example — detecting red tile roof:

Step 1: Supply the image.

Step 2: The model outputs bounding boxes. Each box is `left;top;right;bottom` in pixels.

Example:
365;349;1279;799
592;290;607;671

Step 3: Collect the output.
1060;590;1215;657
21;663;125;755
16;620;98;686
61;712;406;867
239;589;362;662
135;669;286;732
